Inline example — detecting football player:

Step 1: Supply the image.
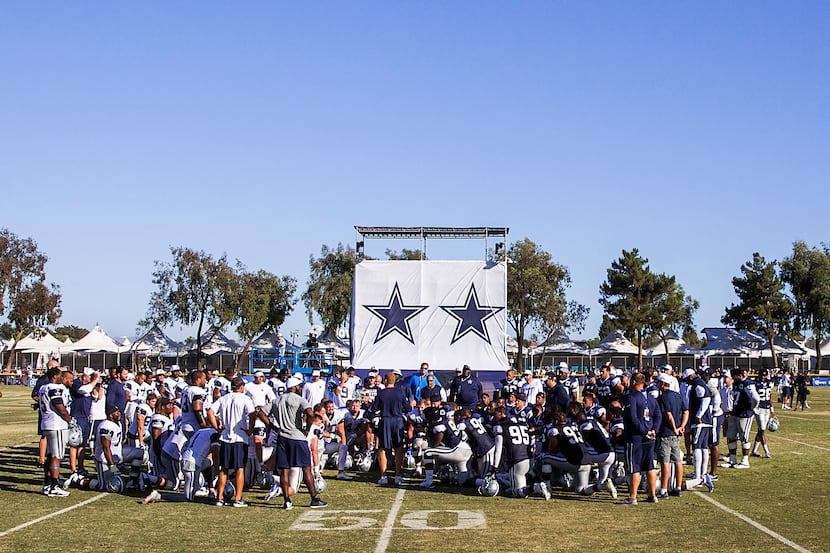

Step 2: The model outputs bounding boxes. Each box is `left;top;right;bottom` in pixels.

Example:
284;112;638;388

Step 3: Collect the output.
454;408;497;483
38;367;73;496
336;399;368;480
723;368;759;469
491;406;532;498
751;369;775;458
419;405;473;488
179;370;216;439
540;410;593;496
94;405;147;492
683;367;714;483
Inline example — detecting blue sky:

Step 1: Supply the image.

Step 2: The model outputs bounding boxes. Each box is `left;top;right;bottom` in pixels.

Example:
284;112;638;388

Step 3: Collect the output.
2;2;828;343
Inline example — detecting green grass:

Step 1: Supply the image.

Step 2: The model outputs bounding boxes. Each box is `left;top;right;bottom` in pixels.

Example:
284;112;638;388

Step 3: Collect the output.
0;385;828;553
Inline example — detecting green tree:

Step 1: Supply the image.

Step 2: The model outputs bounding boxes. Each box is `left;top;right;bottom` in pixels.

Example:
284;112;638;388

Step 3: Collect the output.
722;252;793;368
599;249;667;369
385;248;424;260
231;267;297;362
303;244;357;336
781;241;830;370
505;238;584;370
648;274;699;362
142;247;236;367
0;229;62;370
54;324;89;342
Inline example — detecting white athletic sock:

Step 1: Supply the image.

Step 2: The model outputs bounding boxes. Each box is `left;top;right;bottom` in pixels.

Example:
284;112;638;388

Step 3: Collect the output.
693;449;704;480
763;444;770;455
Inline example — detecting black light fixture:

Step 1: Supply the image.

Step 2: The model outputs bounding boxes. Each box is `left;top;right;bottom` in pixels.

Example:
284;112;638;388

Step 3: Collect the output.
356;240;365;259
495;242;504;256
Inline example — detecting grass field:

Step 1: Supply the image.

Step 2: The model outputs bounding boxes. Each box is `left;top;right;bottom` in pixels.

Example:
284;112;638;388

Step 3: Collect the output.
0;385;827;553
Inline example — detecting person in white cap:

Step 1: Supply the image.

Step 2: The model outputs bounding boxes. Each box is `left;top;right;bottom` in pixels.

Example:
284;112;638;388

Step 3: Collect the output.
245;371;276;475
303;369;326;407
520;368;543;409
660;364;680;393
265;376;327;510
557;362;580;401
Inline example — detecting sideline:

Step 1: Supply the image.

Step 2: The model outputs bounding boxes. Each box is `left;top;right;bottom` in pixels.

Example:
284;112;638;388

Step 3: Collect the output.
374;487;406;553
0;442;35;451
0;493;107;538
694;492;812;553
773;435;830;453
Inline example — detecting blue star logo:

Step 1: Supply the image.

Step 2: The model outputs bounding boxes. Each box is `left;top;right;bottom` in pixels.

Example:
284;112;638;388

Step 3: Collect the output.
363;282;427;344
440;284;504;345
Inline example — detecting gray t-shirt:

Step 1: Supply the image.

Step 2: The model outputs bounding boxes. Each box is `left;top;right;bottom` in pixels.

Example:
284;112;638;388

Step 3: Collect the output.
271;392;310;441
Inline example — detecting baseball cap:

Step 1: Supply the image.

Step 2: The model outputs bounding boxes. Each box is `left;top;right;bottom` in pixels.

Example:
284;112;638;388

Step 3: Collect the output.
557;361;569;371
254;371;265;378
311;369;321;377
82;367;95;376
105;404;120;416
682;368;696;379
656;374;673;385
391;368;402;376
155;368;166;376
455;367;462;373
170;365;181;372
522;369;532;376
286;376;303;389
462;364;471;370
662;364;674;372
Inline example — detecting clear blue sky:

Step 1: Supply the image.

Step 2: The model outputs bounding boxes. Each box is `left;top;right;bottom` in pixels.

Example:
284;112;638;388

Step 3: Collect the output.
2;2;828;343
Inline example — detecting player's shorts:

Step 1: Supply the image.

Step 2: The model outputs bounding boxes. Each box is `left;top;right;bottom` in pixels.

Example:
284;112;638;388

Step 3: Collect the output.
656;435;683;463
711;415;723;446
690;426;712;450
625;440;656;474
377;417;406;449
73;417;92;445
275;437;312;469
726;415;754;444
219;441;247;470
44;428;67;458
755;408;771;431
781;386;792;399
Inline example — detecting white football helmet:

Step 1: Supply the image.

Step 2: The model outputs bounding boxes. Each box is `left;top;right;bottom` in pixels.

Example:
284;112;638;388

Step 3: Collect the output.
107;475;124;494
768;416;780;432
356;453;373;473
478;477;499;497
67;422;84;448
314;474;327;494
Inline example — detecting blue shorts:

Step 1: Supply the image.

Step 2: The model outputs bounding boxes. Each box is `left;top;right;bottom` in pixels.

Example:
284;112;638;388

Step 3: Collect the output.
219;441;247;470
691;426;712;450
625;440;656;473
74;417;92;445
377;417;406;450
275;437;311;469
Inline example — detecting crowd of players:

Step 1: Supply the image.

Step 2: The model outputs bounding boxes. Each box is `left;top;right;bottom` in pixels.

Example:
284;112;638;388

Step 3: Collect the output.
32;356;782;507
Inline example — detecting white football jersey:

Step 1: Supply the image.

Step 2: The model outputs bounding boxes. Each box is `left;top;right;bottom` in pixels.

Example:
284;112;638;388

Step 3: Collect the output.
39;383;70;431
95;419;123;463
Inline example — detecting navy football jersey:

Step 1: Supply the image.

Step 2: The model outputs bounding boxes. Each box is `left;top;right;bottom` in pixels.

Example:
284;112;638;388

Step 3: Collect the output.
494;419;531;464
579;419;612;454
547;422;588;465
457;414;495;455
755;379;772;409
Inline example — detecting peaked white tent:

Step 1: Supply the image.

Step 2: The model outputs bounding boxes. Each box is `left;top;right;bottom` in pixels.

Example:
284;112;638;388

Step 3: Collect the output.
69;325;128;353
193;329;240;356
700;328;807;371
643;331;700;370
529;331;590;372
249;329;279;351
131;325;184;357
16;330;66;354
589;330;640;368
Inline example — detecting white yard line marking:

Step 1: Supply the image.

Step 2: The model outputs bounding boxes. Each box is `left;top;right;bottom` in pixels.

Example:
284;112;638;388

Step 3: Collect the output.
374;488;406;553
695;493;812;553
773;436;830;452
0;493;107;538
778;414;830;422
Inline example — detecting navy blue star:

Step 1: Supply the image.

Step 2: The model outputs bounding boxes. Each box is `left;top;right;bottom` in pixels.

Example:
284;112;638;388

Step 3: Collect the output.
441;284;504;345
364;282;427;344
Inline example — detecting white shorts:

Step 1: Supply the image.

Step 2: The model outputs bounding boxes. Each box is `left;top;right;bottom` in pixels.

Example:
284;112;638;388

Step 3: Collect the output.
755;408;771;431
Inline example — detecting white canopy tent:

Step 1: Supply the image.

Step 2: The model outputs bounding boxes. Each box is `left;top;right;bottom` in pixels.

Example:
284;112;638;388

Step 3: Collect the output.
529;331;590;373
66;325;130;370
700;328;807;371
131;325;184;357
643;331;700;371
589;330;640;368
194;329;241;356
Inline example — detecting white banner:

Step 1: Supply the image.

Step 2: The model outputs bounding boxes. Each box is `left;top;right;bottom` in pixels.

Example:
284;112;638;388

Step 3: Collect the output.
350;260;508;371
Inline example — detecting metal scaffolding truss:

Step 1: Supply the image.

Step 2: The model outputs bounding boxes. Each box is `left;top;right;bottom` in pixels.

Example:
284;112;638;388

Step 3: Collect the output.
354;226;509;260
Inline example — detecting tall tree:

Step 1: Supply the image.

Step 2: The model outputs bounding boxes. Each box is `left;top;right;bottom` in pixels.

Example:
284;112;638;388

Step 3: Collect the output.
385;248;424;260
648;274;699;362
142;247;236;367
0;229;62;370
599;249;666;369
54;325;89;342
505;238;584;370
722;252;793;368
781;241;830;371
303;244;357;336
230;268;297;363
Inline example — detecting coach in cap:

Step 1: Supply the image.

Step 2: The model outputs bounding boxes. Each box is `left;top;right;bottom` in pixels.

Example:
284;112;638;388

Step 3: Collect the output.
450;365;482;411
372;371;410;486
266;376;327;510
